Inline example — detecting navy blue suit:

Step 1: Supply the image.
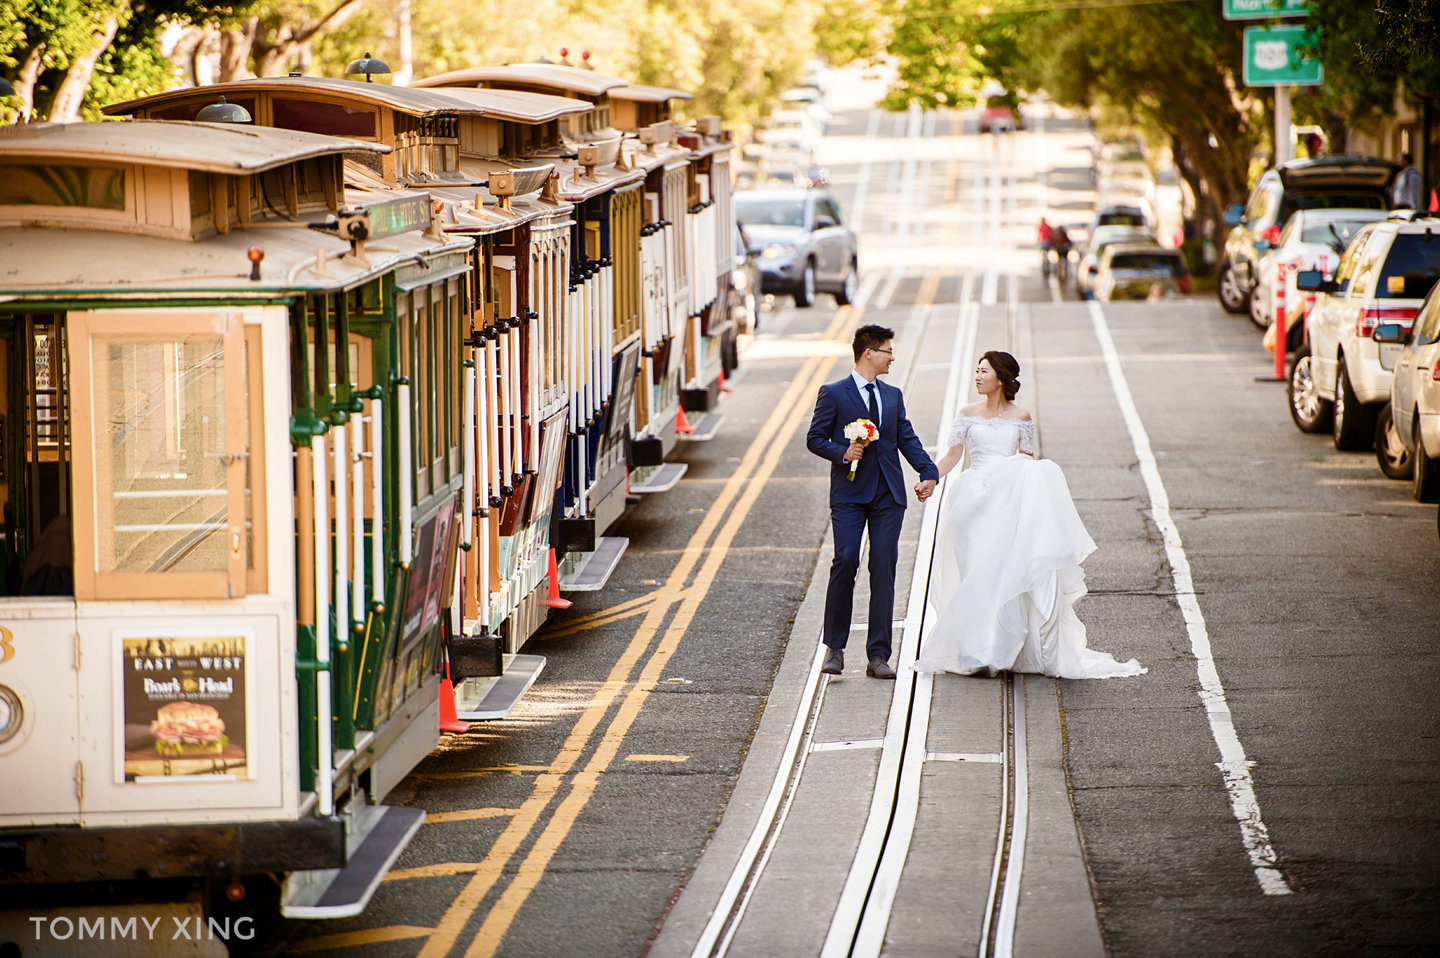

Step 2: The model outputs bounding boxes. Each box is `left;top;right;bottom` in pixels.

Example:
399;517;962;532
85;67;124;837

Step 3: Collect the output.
807;376;938;662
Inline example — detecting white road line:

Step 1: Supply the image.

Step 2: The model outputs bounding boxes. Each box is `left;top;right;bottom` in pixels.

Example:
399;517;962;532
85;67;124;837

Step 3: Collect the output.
1086;300;1293;897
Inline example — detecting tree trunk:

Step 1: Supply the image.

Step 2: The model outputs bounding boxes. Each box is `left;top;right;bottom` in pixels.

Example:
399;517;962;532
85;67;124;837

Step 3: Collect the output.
47;13;121;121
218;17;259;82
14;42;46;122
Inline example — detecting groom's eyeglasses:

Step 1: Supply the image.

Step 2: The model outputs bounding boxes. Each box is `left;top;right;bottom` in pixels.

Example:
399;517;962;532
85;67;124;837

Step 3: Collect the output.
870;348;894;355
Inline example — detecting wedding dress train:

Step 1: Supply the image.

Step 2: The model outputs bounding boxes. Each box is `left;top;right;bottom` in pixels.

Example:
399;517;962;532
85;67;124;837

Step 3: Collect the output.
914;416;1144;679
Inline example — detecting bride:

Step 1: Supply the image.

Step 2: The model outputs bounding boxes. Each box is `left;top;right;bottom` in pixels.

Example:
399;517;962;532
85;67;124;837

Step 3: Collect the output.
914;350;1144;679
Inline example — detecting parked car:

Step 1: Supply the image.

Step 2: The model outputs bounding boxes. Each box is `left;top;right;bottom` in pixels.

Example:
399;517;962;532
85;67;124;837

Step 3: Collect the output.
732;223;762;333
780;88;829;129
1291;218;1440;449
979;95;1023;133
1093;245;1191;301
734;187;859;307
1250;208;1385;330
1087;200;1155;236
1373;282;1440;500
1218;155;1396;315
1078;226;1154;298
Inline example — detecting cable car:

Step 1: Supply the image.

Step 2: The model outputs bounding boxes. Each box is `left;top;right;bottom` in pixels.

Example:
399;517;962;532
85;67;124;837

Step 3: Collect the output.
0;119;473;925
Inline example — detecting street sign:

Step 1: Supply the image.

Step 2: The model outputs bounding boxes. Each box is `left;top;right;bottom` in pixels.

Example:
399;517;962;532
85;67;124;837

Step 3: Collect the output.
1243;25;1323;86
1224;0;1308;19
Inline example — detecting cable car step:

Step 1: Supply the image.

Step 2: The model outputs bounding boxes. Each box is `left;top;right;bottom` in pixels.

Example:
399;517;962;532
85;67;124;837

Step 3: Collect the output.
280;804;425;919
454;653;547;720
558;536;628;592
678;412;725;441
628;462;688;494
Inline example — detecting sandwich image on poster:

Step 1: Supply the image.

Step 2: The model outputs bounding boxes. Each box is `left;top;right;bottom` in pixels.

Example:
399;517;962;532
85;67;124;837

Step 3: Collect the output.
122;635;248;781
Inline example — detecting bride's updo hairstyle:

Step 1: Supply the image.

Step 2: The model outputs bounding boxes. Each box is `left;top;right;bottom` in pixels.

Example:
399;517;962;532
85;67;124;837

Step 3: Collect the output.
981;350;1022;401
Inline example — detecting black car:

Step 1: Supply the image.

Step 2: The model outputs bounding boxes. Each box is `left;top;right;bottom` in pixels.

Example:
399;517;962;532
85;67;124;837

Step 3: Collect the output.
1217;155;1396;315
733;188;858;307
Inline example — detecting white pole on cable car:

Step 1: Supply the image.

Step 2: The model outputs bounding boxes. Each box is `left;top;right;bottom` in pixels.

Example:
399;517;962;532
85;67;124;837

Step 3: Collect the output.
397;383;414;568
474;344;490;632
486;333;500;507
498;324;513;493
332;416;348;699
351;412;364;630
462;362;475;551
370;397;384;607
312;432;333;816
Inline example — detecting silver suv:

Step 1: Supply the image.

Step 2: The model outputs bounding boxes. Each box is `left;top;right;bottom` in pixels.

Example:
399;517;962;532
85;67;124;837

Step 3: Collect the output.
1219;156;1395;316
1291;218;1440;450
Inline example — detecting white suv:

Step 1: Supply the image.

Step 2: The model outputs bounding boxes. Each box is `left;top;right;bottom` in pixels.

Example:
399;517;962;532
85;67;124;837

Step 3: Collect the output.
1294;218;1440;450
1374;285;1440;501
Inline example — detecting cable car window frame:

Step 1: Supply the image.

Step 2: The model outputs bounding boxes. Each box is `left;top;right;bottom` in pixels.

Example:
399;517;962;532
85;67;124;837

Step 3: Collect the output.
68;310;254;601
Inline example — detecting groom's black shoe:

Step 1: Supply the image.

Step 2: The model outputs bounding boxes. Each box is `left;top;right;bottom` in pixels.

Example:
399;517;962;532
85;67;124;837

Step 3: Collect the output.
867;658;896;679
822;648;844;675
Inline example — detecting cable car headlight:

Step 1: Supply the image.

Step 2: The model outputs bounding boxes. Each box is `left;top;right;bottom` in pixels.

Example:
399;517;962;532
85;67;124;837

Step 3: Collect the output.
0;685;21;745
763;243;797;261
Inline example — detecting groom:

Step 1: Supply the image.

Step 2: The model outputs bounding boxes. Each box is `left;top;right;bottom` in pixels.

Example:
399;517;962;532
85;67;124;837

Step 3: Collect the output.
807;325;938;678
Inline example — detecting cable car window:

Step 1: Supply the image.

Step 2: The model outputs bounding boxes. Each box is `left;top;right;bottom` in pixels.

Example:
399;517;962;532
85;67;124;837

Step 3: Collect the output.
69;311;249;600
271;98;377;139
146;97;257;124
0;164;126;211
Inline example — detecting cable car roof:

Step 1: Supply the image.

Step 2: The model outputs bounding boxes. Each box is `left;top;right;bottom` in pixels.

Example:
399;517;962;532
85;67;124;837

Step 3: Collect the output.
422;86;593;123
412;64;629;97
0;220;470;297
105;76;490;119
0;119;387;173
609;84;693;104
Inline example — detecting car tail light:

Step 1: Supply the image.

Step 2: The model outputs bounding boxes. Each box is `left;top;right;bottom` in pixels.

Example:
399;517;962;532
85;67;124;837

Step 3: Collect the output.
1179;275;1191;293
1358;306;1417;338
1433;364;1440;382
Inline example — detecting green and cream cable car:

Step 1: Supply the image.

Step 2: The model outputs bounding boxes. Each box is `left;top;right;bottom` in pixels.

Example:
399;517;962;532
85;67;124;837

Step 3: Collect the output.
0;119;473;924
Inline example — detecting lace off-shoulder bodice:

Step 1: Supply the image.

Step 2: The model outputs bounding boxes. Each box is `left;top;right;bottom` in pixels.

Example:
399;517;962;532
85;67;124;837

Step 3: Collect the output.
948;415;1034;466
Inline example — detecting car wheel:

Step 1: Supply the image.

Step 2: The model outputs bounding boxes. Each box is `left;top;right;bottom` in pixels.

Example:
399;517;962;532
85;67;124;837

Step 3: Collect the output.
794;262;816;308
1217;262;1247;314
1332;358;1378;451
1248;284;1270;329
1374;403;1414;479
1287;344;1332;433
1415;417;1440;503
835;262;858;306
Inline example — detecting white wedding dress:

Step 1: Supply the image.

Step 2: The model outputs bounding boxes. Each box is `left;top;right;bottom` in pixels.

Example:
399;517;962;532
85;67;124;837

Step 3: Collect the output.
915;416;1145;679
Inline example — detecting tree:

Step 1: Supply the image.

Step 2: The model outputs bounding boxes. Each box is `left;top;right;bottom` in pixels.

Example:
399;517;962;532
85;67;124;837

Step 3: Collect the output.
2;0;255;123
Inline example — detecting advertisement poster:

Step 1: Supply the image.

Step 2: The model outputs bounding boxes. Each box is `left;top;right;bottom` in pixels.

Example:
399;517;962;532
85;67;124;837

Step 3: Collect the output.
121;635;249;781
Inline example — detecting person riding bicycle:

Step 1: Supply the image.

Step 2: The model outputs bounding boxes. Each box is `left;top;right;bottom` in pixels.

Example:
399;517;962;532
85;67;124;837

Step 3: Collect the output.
1038;218;1053;276
1051;225;1073;280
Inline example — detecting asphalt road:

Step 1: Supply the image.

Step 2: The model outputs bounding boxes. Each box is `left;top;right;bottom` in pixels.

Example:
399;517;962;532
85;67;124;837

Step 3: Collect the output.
267;94;1440;958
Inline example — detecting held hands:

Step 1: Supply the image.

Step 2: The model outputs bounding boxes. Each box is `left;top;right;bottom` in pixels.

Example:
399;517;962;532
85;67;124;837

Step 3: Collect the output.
914;479;937;502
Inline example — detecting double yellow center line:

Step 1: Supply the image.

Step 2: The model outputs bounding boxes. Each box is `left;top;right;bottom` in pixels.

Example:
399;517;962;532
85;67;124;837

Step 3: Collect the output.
407;303;862;958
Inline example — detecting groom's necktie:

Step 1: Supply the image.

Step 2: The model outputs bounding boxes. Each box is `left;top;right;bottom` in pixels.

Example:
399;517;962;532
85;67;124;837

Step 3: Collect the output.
865;382;880;429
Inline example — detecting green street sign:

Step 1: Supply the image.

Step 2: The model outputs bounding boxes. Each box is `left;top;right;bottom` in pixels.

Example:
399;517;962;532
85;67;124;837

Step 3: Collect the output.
1224;0;1308;19
1243;25;1322;86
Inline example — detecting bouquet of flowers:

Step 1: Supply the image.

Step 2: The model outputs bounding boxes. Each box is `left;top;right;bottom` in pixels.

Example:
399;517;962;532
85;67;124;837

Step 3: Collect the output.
843;418;878;480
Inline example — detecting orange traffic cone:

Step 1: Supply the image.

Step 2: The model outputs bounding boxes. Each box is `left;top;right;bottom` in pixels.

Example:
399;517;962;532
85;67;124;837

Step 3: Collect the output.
438;661;470;733
676;405;696;435
718;368;733;394
544;547;572;609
